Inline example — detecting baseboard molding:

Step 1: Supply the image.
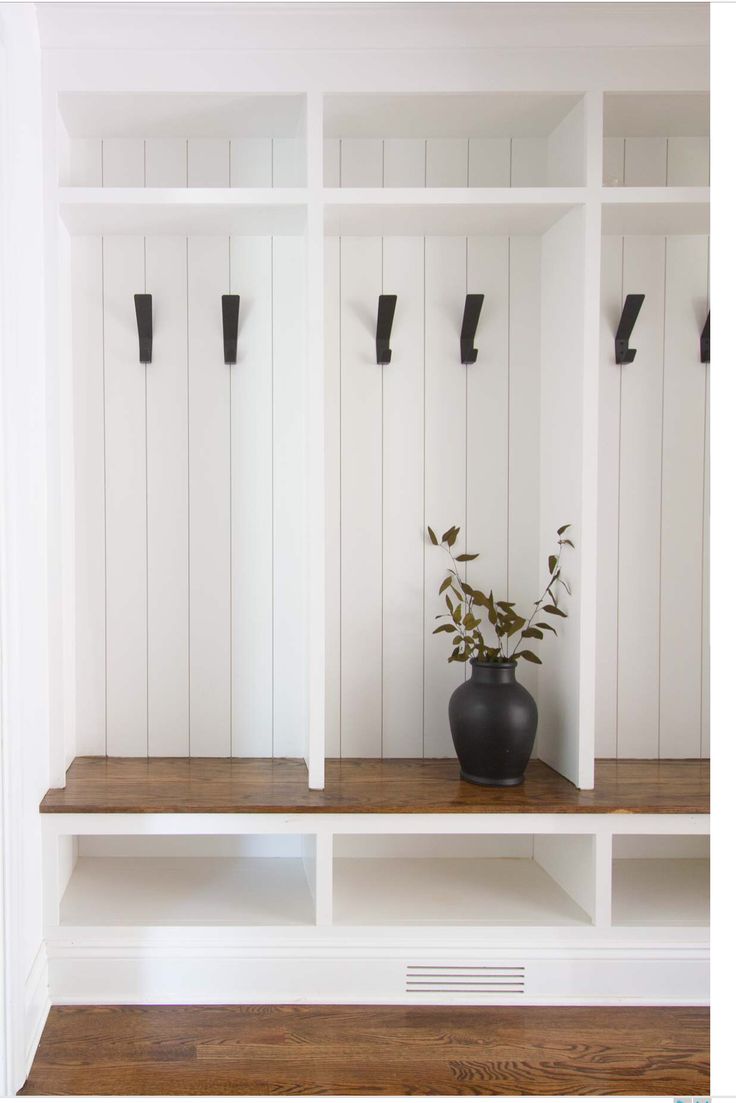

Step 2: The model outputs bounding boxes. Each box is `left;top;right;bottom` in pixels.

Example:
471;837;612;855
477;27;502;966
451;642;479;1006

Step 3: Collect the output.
24;943;50;1076
47;942;709;1006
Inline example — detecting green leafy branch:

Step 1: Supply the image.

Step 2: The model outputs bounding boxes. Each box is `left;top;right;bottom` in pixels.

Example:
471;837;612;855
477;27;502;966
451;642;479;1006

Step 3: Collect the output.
428;523;573;666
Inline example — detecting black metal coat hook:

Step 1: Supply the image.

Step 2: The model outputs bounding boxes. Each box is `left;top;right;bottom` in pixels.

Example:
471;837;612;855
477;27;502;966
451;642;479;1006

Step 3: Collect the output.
700;311;710;364
376;294;397;365
222;295;240;365
134;294;152;364
461;294;484;365
615;293;645;365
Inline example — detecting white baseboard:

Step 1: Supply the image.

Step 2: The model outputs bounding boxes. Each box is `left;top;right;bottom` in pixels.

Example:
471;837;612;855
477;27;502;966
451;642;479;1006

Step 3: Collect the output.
47;942;709;1006
24;943;50;1078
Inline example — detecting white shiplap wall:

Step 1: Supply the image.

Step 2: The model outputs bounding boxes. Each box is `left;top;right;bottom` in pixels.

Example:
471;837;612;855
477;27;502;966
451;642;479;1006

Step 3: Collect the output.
325;233;541;758
596;233;709;758
72;230;306;758
602;136;710;186
64;137;305;187
71;139;306;758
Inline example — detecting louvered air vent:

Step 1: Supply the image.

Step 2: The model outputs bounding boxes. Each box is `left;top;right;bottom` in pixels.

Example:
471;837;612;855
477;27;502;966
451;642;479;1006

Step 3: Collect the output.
406;963;526;994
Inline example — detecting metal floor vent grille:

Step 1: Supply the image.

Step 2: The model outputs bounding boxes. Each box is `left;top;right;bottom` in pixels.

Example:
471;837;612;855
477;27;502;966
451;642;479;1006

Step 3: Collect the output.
406;963;526;995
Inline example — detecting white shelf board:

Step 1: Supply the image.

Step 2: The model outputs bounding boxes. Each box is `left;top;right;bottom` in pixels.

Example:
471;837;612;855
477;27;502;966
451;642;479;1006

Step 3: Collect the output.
612;859;709;927
324;188;581;236
601;188;709;234
333;858;591;927
60;857;315;926
59;188;307;236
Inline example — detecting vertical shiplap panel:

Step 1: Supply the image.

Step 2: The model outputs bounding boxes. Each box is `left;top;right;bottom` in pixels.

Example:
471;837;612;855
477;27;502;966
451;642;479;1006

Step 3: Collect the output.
187;140;230;187
667;138;710;186
466;238;509;607
230;139;272;187
340;236;383;756
273;138;305;187
602;138;625;186
340;140;383;187
382;237;425;757
103;236;147;755
229;236;274;756
426;139;468;187
145;140;187;187
102;140;144;186
423;237;467;757
71;237;105;754
384;140;425;187
510;138;546;185
596;236;624;758
188;236;231;755
617;236;665;758
623;138;667;186
508;236;541;705
273;236;307;756
145;237;189;755
68;139;102;186
324;237;341;756
659;236;709;756
323;139;340;187
468;139;511;186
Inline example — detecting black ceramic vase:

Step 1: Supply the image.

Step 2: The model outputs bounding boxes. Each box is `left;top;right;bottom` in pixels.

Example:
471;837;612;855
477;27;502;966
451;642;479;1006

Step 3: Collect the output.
449;659;538;786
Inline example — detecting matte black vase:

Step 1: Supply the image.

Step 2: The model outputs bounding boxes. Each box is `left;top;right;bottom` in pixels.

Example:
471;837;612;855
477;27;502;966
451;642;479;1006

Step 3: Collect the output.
449;659;538;787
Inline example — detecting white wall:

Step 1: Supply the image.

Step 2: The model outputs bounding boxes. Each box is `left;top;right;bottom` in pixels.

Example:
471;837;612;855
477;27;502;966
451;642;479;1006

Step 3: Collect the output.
0;4;50;1091
72;229;307;757
597;233;709;758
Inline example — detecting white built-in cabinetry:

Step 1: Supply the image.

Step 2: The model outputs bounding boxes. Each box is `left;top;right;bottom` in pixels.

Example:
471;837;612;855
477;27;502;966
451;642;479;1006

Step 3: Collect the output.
37;18;709;1015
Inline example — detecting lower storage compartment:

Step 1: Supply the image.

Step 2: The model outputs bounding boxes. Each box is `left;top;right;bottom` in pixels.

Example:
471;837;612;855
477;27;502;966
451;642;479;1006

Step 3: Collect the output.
56;835;317;927
611;835;709;927
332;834;596;927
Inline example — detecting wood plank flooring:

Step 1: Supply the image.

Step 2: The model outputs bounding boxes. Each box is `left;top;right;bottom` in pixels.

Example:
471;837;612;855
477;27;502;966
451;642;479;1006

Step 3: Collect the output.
40;756;709;815
21;1004;709;1096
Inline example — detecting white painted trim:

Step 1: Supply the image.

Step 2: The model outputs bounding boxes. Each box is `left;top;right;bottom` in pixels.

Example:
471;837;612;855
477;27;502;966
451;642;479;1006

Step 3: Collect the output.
24;944;49;1081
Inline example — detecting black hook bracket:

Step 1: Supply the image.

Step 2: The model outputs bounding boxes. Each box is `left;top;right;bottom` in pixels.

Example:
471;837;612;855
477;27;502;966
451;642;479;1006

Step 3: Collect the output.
700;311;710;364
615;293;645;365
222;294;240;365
376;294;397;365
461;294;484;365
134;294;152;364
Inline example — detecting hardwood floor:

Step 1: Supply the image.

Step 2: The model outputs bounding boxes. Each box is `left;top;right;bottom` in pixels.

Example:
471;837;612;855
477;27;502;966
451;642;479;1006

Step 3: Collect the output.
40;756;709;815
21;1005;709;1096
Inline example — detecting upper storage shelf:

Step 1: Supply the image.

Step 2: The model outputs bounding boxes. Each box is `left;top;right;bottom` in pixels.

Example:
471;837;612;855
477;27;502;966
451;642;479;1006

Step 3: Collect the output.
603;93;709;187
324;93;586;188
58;93;307;188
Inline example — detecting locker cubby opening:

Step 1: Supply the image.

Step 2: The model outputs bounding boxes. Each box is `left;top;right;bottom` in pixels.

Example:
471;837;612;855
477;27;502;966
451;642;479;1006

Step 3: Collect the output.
323;93;586;187
332;834;596;926
57;92;307;187
597;229;709;760
603;92;709;187
611;834;709;927
54;834;317;927
324;205;592;788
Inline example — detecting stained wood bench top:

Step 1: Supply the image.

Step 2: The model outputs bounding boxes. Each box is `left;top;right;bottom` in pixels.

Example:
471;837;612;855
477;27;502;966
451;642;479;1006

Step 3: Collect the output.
40;756;709;815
